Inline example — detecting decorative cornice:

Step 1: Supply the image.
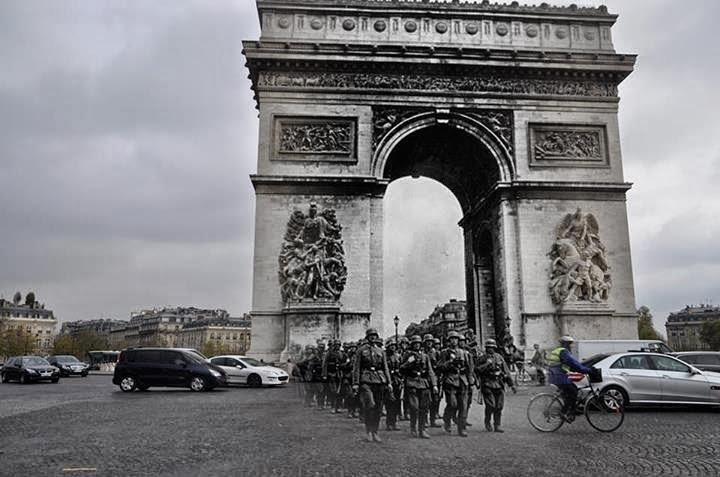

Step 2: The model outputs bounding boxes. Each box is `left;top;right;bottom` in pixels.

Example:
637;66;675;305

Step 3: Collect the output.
257;0;616;18
251;175;389;196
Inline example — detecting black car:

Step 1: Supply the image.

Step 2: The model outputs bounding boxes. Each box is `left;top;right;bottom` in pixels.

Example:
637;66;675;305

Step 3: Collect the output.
112;347;227;392
1;356;60;384
47;355;90;377
673;352;720;373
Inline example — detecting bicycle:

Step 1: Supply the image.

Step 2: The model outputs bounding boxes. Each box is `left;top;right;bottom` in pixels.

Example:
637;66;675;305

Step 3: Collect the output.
526;368;624;433
513;361;533;385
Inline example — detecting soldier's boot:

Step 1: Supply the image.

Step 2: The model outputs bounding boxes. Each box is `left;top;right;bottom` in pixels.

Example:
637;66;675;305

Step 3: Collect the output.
365;432;374;442
484;408;493;432
457;425;468;438
372;432;382;443
443;419;452;434
494;412;504;433
410;415;418;437
419;418;430;439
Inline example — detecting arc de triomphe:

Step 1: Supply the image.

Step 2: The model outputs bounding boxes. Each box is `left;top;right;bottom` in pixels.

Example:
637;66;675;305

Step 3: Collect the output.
243;0;638;361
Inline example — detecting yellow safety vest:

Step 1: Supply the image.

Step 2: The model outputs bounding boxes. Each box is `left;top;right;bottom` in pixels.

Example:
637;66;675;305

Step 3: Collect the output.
547;347;571;373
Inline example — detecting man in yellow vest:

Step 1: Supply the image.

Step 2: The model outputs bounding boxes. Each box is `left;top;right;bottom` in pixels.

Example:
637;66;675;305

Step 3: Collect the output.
547;336;592;421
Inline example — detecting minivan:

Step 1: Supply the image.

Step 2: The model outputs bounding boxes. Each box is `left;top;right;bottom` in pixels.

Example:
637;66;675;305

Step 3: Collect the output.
112;348;227;392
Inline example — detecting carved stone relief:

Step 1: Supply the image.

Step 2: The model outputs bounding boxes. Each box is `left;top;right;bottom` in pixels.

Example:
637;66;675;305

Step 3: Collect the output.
279;203;347;304
530;124;607;167
549;209;611;306
466;110;514;154
274;117;356;162
259;71;618;98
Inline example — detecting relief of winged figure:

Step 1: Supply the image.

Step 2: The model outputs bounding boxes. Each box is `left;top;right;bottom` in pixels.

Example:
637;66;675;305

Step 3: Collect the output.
549;209;611;305
278;203;347;303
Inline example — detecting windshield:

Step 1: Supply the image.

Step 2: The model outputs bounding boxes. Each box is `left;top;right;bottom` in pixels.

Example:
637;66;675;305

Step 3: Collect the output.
583;354;611;367
183;351;207;364
56;356;80;363
24;357;50;366
241;358;265;367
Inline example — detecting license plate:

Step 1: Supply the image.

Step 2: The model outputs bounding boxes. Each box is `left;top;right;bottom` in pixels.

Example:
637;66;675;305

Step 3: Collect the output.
41;372;51;376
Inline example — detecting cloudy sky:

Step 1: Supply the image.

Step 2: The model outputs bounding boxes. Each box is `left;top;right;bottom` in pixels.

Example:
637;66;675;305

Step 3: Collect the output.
1;0;718;334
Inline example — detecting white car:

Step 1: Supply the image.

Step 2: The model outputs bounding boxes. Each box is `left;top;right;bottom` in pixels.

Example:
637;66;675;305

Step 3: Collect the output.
577;352;720;407
209;355;289;387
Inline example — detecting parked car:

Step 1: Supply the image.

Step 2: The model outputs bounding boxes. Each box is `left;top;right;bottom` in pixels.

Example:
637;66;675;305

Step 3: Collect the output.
673;352;720;373
575;352;720;407
1;356;60;384
112;347;227;393
574;340;674;361
47;355;90;377
209;355;289;387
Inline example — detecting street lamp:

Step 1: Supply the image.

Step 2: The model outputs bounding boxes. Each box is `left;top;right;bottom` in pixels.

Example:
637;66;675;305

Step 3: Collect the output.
393;315;400;344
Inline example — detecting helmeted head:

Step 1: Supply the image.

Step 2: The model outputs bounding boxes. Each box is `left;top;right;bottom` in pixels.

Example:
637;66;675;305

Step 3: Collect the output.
533;343;540;350
385;339;397;351
433;338;441;347
559;335;575;348
447;330;461;346
485;338;497;353
423;333;434;344
366;328;380;343
399;336;410;349
410;334;422;350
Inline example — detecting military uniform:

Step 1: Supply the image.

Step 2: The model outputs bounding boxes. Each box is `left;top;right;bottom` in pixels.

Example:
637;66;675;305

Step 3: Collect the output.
476;339;515;432
322;340;345;413
384;340;403;431
353;329;392;442
422;334;441;428
401;335;437;438
340;343;358;417
299;348;324;407
438;331;473;436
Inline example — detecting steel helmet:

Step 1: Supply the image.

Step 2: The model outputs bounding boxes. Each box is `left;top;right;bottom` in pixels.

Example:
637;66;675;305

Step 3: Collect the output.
410;335;423;344
423;334;434;342
447;331;461;340
485;339;497;348
366;328;379;338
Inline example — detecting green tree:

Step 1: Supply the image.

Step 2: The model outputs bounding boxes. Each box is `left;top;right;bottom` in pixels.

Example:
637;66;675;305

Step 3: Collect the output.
1;328;36;356
25;291;36;307
52;331;109;360
202;340;232;358
637;306;664;341
699;321;720;351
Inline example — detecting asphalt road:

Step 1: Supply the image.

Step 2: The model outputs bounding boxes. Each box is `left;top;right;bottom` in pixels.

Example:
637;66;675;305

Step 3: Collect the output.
1;376;719;477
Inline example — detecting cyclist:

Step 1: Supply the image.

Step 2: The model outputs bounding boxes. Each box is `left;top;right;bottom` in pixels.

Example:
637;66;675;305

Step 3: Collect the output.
547;336;591;421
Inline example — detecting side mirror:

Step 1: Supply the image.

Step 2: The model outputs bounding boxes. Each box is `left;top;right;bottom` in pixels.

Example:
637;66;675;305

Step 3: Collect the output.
691;368;702;376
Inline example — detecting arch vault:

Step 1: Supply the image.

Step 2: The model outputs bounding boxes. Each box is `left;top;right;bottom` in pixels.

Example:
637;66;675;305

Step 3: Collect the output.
243;0;639;361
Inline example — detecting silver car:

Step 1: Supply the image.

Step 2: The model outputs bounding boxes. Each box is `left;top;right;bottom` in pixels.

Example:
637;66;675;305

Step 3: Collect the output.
583;352;720;407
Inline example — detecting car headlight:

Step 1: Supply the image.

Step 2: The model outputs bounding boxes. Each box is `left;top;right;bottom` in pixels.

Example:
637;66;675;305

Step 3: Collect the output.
209;370;222;378
26;369;38;374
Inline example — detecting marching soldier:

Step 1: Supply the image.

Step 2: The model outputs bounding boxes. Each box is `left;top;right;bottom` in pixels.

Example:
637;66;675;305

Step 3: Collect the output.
398;336;410;421
353;329;392;443
340;342;358;417
384;339;402;431
458;334;475;427
422;333;441;428
438;330;473;437
401;335;437;438
431;337;443;424
322;339;345;413
476;339;516;433
300;345;324;407
315;341;327;408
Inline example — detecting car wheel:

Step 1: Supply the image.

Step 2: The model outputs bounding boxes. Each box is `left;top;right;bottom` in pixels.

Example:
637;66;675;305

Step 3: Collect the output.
0;373;6;383
81;373;88;377
119;376;137;392
20;374;27;384
190;376;207;392
602;385;629;408
247;374;262;387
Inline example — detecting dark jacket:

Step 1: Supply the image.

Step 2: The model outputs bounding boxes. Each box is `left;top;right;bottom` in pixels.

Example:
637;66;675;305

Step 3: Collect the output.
400;350;437;390
438;347;473;388
476;352;513;390
353;344;392;386
322;350;345;379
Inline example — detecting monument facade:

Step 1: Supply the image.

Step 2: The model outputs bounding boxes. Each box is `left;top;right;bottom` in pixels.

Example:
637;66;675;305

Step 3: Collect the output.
243;0;638;361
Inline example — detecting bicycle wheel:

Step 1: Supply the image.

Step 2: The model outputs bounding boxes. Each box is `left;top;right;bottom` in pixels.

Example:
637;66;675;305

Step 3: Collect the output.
584;394;624;432
527;393;565;432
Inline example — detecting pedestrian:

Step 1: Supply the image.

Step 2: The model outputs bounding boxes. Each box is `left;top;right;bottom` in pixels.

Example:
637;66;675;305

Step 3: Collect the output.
353;328;393;443
401;335;437;438
476;339;516;433
530;343;547;386
438;330;473;437
384;339;402;431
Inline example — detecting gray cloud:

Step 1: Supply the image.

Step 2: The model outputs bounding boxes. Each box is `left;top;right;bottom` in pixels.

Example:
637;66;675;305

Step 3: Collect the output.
1;0;718;336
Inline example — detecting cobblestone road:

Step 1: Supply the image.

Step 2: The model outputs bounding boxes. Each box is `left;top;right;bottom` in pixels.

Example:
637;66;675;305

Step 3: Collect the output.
1;376;719;476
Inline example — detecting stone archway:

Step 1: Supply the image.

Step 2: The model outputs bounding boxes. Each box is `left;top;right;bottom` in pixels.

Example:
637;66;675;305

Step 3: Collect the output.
244;0;639;361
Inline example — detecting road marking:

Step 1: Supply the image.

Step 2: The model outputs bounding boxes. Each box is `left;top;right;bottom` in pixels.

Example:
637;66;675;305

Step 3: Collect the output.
62;468;97;473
